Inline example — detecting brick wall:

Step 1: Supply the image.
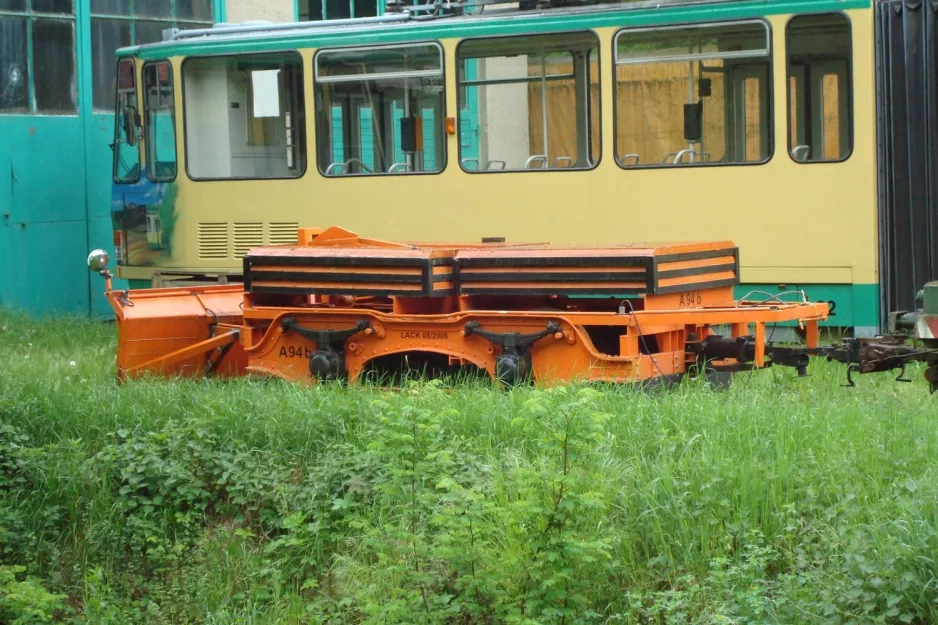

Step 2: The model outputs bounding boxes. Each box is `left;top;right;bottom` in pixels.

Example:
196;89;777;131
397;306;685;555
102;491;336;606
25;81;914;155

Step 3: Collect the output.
226;0;295;23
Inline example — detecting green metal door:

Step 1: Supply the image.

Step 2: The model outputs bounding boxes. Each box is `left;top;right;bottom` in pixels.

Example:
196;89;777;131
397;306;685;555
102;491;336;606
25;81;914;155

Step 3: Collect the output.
0;3;88;314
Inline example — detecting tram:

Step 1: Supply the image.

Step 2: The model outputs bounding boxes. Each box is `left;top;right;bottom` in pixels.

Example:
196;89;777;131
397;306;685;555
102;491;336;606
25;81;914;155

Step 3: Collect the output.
107;0;938;335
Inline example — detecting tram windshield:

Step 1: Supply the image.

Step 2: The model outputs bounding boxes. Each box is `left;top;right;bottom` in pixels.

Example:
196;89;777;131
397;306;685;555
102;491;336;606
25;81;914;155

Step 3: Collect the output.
113;57;141;183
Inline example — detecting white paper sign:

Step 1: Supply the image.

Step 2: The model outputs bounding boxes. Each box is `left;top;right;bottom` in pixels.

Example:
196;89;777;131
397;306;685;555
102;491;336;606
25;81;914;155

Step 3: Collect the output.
251;69;281;118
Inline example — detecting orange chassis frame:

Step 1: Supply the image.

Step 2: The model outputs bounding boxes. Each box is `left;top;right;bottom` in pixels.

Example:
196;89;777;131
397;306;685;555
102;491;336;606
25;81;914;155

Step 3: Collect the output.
98;227;829;386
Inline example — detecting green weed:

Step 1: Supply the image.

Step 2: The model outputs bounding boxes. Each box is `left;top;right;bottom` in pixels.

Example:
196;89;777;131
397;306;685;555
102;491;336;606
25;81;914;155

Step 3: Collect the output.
0;309;936;623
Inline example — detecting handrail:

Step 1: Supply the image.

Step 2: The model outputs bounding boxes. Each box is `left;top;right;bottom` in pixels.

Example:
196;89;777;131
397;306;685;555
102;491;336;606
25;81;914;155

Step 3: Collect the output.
325;158;374;175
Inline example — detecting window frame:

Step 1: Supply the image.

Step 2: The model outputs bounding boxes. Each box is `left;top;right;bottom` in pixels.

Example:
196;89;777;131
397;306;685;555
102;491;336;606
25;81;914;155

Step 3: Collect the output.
90;1;216;112
454;30;603;175
612;18;775;171
142;59;178;183
313;40;448;179
0;1;77;116
180;49;309;182
784;11;854;165
112;56;142;184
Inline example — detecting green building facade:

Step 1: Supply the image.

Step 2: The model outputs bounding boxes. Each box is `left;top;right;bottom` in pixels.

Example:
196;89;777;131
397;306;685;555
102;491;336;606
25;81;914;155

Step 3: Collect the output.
0;0;226;317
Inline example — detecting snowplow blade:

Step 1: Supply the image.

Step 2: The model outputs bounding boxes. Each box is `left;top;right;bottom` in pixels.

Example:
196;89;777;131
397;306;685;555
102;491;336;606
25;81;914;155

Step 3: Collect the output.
105;284;247;382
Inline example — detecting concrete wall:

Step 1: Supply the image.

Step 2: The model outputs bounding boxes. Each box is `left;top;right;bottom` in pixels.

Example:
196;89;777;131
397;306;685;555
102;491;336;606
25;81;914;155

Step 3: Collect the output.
226;0;296;23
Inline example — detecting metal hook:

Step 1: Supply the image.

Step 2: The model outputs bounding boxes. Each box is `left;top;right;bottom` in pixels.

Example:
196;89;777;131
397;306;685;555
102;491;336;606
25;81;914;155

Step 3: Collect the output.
896;362;912;383
844;364;859;388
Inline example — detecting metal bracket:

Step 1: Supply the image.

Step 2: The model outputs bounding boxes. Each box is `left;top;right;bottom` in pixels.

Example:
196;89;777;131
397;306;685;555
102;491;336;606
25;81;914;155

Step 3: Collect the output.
463;320;561;385
281;317;371;380
204;330;238;376
282;317;371;345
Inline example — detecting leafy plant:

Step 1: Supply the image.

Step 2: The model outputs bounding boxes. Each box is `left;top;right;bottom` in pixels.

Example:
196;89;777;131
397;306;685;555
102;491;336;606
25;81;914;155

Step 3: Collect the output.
0;565;66;624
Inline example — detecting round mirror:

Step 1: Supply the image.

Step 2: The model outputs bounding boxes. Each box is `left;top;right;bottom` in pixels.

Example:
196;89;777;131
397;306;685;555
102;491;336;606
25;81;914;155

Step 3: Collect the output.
87;249;109;272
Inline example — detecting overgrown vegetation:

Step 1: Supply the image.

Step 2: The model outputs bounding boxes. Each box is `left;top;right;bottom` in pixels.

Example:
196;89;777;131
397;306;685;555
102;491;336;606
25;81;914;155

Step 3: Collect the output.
0;309;936;623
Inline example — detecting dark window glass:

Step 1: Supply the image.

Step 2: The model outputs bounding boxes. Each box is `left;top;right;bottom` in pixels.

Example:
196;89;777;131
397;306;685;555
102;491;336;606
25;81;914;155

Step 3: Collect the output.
136;19;169;45
326;0;351;19
0;17;28;113
787;13;852;162
32;0;73;13
91;1;213;112
301;0;379;20
144;62;176;181
114;58;141;182
355;0;377;18
33;18;75;113
0;0;26;10
91;0;129;14
176;0;213;20
91;18;130;110
134;0;172;17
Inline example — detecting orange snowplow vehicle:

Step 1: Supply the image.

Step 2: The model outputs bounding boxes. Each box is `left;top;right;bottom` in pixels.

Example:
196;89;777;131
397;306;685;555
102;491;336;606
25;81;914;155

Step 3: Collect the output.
86;226;938;390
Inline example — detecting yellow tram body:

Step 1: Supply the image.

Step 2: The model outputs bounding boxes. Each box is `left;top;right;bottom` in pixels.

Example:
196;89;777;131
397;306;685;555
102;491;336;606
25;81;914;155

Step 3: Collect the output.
108;0;890;332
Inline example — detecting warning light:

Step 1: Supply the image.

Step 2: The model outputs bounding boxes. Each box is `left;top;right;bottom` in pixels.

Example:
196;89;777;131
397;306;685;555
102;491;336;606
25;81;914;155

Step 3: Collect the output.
445;117;456;135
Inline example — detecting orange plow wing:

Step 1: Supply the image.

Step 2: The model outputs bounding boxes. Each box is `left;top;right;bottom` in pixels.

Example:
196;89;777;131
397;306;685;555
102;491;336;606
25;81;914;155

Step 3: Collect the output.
105;284;247;382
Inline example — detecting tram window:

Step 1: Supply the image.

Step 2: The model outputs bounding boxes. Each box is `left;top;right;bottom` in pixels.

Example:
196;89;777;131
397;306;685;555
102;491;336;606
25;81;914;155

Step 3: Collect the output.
183;52;307;180
787;14;852;162
456;32;600;172
113;58;141;183
614;21;772;168
314;43;445;176
143;61;176;182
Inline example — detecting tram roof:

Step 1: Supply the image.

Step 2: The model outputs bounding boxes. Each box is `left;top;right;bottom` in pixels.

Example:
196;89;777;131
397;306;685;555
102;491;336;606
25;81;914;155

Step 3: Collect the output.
119;0;869;60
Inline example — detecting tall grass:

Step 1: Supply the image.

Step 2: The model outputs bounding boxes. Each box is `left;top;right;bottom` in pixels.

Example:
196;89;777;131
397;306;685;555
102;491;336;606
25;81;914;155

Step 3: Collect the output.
0;308;936;623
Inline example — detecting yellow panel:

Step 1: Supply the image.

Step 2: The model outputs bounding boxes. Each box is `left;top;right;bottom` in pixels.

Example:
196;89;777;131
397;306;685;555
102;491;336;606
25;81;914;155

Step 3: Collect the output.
741;266;853;283
140;11;878;288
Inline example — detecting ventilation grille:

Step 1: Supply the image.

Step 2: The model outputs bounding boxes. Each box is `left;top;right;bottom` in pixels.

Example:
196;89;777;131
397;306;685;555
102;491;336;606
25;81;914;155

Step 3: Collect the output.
233;223;264;258
267;222;299;245
198;223;228;259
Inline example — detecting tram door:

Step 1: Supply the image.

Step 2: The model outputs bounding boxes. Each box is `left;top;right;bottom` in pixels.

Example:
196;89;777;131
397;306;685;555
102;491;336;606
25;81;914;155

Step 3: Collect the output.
726;63;770;162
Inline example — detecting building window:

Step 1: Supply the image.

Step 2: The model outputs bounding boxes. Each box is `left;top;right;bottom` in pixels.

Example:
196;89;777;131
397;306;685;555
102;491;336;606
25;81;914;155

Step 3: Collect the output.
299;0;378;20
184;52;307;180
113;57;141;182
143;61;176;181
315;43;445;176
0;0;76;115
91;0;215;111
457;32;600;172
787;13;852;162
614;20;772;168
